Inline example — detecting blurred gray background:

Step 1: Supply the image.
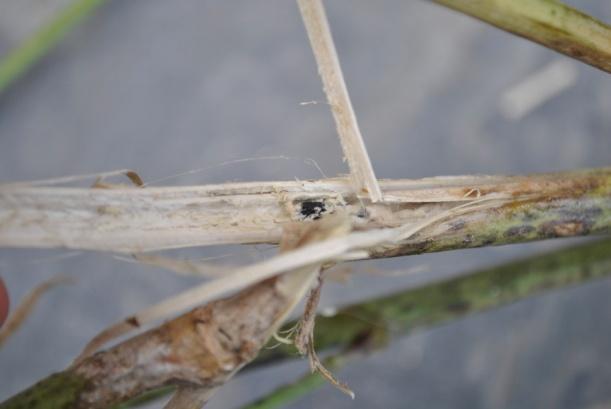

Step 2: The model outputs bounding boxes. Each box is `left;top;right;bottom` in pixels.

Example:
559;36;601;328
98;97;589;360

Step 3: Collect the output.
1;1;611;408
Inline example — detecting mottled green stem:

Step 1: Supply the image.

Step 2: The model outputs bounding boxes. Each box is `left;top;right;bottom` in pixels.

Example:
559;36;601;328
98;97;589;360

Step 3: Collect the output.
9;238;607;409
239;238;611;409
372;168;611;259
0;0;107;93
256;238;611;365
433;0;611;73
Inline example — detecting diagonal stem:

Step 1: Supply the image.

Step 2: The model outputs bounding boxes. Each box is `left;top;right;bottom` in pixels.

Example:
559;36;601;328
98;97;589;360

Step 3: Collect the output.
433;0;611;73
5;238;610;409
0;0;107;93
298;0;383;202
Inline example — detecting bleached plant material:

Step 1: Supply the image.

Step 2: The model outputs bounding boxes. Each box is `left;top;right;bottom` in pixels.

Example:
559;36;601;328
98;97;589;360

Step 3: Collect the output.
73;167;611;364
0;275;71;347
156;217;350;408
294;273;355;398
298;0;382;202
76;214;355;358
237;240;611;409
0;1;610;408
4;238;611;409
75;197;502;361
69;218;345;408
1;168;610;253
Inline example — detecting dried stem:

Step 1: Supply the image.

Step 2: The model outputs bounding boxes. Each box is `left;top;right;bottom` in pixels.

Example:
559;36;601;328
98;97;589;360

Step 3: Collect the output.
239;238;611;409
75;216;351;361
1;283;293;409
3;238;610;409
34;278;293;409
77;199;490;360
297;0;382;202
1;2;611;407
0;275;72;347
2;168;610;253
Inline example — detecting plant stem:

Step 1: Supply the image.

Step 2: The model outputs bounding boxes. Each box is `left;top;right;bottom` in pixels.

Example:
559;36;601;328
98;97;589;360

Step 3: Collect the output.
2;168;610;253
241;354;353;409
255;237;611;366
433;0;611;73
0;0;107;93
3;238;611;409
238;238;611;409
298;0;383;202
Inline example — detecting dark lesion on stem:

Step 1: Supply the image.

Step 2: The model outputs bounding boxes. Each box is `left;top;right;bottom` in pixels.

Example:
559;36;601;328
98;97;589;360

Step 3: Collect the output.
298;200;328;220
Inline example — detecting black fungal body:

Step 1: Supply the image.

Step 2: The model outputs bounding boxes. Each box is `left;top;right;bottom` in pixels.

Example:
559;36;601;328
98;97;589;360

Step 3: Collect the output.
299;200;326;220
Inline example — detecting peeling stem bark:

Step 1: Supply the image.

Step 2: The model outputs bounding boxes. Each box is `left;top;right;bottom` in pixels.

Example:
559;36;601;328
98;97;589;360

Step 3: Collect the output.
254;238;611;368
2;277;290;409
2;168;611;255
3;238;610;409
240;237;611;409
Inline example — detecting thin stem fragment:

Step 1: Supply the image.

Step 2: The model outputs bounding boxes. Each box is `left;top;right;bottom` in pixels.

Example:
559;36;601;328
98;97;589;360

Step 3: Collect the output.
298;0;382;202
0;275;72;347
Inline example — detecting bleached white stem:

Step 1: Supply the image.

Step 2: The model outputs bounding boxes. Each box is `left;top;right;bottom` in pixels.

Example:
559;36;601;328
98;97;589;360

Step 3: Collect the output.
78;199;497;359
298;0;382;202
0;174;517;252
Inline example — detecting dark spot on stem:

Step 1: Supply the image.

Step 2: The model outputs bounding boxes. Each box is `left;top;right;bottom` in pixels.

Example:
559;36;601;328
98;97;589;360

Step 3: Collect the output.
126;316;140;328
299;200;327;220
218;327;234;344
356;207;369;219
350;329;375;349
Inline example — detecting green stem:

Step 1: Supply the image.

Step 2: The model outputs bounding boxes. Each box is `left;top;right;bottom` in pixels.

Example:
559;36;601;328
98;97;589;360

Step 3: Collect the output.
253;237;611;370
238;238;611;409
0;0;107;93
433;0;611;73
120;237;611;409
3;238;611;409
241;355;352;409
241;371;327;409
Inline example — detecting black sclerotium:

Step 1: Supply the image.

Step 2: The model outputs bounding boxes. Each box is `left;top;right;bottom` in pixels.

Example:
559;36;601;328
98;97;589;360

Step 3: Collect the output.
299;200;326;220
